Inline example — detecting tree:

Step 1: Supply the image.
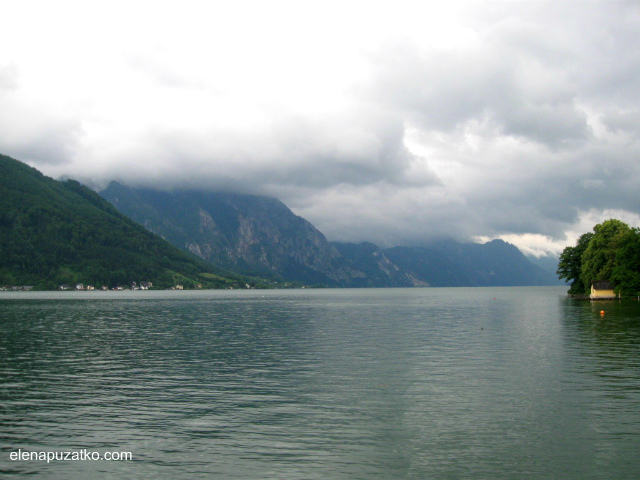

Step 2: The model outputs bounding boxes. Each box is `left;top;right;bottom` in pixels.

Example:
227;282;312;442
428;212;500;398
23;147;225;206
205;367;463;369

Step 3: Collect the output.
580;219;631;289
557;232;594;294
557;218;640;296
611;228;640;296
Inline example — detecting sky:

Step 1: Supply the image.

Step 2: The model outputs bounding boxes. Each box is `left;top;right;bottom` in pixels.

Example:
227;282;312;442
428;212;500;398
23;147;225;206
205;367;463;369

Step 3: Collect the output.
2;0;640;257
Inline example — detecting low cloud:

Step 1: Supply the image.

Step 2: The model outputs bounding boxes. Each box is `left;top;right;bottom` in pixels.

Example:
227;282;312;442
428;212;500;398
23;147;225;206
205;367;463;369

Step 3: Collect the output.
0;63;18;92
2;0;640;255
0;99;84;165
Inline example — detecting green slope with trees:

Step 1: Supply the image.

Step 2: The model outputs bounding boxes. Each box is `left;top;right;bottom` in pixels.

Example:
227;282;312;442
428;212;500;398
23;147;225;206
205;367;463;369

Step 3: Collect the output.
557;218;640;296
0;154;266;290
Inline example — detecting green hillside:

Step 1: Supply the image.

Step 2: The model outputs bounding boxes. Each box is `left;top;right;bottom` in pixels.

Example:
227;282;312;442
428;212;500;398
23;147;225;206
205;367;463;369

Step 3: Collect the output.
0;154;264;290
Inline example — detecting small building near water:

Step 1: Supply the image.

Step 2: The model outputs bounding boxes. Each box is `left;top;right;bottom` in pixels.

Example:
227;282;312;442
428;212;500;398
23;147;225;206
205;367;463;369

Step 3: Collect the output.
590;280;616;299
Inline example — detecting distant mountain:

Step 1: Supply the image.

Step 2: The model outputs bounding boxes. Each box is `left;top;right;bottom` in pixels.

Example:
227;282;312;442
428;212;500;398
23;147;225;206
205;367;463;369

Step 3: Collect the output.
100;182;362;285
0;154;262;289
384;240;560;287
332;242;427;287
526;254;563;283
100;182;560;288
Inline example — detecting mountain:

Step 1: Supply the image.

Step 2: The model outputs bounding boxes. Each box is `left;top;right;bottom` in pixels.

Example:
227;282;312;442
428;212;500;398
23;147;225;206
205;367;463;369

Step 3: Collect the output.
1;154;556;290
332;242;427;287
100;182;362;285
526;254;562;281
100;182;560;287
0;154;264;290
383;240;560;287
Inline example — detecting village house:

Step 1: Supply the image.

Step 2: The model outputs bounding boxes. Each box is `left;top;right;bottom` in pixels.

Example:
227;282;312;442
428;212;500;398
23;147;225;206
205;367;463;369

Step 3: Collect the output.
590;281;617;299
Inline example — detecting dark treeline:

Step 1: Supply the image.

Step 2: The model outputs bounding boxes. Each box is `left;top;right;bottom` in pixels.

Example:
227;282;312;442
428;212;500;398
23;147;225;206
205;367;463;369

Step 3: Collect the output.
557;218;640;296
0;154;267;290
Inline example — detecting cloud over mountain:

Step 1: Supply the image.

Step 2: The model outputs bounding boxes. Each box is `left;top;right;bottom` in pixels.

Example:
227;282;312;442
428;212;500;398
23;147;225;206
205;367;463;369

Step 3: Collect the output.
2;0;640;254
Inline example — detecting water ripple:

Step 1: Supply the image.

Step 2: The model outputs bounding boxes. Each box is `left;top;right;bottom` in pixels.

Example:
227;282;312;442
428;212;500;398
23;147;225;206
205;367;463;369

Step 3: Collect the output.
1;287;639;479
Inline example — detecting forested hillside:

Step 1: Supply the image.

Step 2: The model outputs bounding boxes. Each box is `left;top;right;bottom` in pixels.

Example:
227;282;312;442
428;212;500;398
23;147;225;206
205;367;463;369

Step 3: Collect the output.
0;154;264;289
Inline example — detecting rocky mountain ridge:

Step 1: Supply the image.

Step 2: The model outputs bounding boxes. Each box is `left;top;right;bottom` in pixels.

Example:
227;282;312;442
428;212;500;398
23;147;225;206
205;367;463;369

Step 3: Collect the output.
100;182;560;287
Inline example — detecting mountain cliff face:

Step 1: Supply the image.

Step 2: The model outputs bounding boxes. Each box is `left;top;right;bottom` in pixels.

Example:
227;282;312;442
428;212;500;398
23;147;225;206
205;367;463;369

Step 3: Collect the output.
100;182;559;287
332;242;427;287
100;182;361;285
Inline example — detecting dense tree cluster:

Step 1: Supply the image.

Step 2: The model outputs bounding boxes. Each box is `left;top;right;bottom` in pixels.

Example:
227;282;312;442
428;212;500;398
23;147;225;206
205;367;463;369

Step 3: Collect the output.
0;154;264;290
557;219;640;296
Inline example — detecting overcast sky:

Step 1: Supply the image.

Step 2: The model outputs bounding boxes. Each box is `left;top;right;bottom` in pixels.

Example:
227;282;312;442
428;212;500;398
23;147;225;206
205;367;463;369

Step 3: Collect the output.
2;0;639;256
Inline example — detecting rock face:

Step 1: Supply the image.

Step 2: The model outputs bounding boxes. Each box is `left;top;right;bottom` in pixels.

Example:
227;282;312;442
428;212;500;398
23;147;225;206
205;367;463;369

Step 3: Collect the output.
100;182;560;287
332;242;425;287
100;182;361;285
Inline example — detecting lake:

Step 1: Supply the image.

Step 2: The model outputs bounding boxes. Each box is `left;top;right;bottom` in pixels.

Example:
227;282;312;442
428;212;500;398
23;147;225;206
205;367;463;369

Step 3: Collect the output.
1;286;639;479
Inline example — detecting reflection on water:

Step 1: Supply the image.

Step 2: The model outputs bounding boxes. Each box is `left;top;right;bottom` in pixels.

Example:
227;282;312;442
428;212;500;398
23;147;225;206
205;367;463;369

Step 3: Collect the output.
561;298;640;389
1;287;639;479
559;297;640;474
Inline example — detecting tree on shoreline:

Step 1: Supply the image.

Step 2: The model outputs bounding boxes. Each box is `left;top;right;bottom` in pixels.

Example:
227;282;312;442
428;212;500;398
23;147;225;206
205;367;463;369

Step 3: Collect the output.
611;228;640;295
557;232;594;295
557;219;640;296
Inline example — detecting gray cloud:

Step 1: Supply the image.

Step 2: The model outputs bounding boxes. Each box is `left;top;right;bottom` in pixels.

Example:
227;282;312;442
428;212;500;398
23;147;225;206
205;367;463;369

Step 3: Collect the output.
0;104;84;166
0;63;18;92
2;0;640;256
364;17;591;148
82;105;440;194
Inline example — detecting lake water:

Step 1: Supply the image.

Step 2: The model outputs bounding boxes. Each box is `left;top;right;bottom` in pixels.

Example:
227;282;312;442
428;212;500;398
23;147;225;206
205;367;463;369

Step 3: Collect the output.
1;286;639;479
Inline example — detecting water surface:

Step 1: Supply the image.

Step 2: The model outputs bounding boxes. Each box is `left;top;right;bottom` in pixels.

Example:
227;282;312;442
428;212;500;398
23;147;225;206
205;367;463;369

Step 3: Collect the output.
1;287;639;479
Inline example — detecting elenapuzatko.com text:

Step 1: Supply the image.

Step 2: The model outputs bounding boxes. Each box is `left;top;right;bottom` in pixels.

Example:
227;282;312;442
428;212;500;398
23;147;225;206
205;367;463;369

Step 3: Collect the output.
9;449;132;462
